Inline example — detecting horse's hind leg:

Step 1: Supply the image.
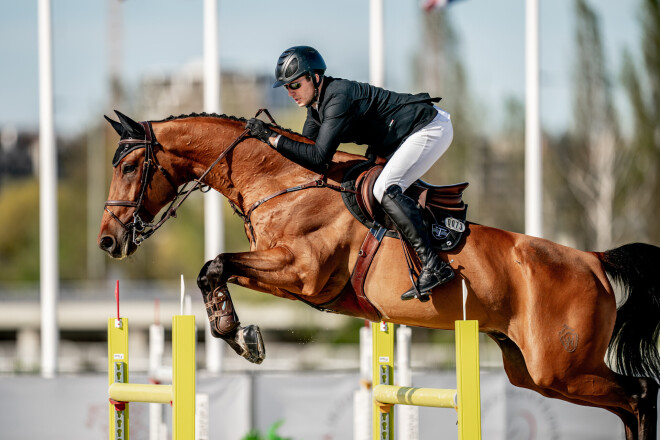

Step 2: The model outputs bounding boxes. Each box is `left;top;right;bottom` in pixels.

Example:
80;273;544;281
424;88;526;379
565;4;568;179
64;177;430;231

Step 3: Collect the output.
520;338;658;440
490;333;642;440
546;369;657;440
617;375;658;440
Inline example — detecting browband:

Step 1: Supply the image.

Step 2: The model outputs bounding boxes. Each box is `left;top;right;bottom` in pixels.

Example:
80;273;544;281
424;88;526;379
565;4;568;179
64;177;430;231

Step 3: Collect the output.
111;121;153;167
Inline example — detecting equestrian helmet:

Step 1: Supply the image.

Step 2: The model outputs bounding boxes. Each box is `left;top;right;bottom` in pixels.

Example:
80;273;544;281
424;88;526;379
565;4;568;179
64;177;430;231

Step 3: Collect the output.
273;46;326;88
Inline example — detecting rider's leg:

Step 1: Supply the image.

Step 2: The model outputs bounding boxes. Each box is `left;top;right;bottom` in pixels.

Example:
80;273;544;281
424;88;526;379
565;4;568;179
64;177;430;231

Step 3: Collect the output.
373;107;454;299
380;184;455;296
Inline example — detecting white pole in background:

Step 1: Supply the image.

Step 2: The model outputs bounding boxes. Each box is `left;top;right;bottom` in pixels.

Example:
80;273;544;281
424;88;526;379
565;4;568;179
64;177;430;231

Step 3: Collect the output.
525;0;543;238
203;0;224;374
396;325;418;440
38;0;59;378
369;0;385;88
353;324;372;440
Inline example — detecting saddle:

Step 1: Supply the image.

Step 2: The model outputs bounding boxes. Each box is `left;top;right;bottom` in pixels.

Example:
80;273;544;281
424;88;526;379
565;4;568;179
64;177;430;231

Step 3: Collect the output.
352;165;469;251
333;161;470;314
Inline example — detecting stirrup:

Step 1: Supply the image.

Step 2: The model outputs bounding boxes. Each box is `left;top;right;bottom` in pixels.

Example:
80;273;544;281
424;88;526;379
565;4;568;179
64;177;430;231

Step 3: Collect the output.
401;284;432;302
400;264;454;302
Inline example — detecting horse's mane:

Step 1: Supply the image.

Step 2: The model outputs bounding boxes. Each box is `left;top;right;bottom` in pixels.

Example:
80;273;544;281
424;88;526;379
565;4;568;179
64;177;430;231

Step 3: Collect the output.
155;112;306;139
156;112;365;170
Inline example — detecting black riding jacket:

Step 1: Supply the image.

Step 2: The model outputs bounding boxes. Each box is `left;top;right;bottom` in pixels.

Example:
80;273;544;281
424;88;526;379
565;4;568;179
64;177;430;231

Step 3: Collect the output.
276;76;440;171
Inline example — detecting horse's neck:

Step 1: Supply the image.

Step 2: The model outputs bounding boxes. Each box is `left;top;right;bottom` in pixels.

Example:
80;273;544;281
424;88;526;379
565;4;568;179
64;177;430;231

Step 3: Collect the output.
153;117;318;211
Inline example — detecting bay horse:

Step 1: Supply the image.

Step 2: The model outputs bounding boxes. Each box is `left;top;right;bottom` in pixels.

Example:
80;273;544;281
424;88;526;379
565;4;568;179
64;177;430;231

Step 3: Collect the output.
98;111;660;440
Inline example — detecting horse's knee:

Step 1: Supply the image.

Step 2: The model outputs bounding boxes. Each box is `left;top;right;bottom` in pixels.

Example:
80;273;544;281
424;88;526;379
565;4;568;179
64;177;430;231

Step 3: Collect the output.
197;255;228;292
207;254;226;277
197;259;214;291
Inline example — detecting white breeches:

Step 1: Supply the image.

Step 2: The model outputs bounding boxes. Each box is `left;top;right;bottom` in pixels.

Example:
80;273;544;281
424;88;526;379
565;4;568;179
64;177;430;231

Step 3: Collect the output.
373;107;453;203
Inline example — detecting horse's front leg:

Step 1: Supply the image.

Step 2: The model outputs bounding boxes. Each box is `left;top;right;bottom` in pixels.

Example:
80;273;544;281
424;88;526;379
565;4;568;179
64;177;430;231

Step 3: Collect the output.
197;246;310;365
197;259;266;364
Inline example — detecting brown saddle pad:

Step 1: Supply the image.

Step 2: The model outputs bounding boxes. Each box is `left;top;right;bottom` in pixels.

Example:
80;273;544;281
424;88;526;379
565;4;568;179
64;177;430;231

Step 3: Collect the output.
353;165;469;251
355;165;468;220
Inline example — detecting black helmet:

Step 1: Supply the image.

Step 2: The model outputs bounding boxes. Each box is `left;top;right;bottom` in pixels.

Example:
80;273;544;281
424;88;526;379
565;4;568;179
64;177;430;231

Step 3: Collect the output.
273;46;326;88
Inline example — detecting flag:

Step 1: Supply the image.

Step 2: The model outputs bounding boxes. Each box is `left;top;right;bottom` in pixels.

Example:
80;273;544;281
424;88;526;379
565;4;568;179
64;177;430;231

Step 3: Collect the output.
422;0;461;12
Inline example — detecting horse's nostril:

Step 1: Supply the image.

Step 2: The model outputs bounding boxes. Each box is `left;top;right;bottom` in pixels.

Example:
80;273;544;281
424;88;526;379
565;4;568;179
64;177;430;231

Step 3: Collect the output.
99;236;116;252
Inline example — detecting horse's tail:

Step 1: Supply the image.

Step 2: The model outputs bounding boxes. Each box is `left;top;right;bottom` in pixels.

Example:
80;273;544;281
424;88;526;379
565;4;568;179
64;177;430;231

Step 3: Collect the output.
598;243;660;382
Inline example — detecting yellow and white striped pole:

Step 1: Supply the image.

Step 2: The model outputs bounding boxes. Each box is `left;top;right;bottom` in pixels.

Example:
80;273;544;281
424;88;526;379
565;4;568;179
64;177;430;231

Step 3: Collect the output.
108;317;129;440
372;318;482;440
108;315;196;440
372;321;394;439
455;320;481;440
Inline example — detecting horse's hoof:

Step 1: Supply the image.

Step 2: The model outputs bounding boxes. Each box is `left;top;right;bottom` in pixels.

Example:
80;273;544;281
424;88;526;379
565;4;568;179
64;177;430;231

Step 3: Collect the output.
236;325;266;364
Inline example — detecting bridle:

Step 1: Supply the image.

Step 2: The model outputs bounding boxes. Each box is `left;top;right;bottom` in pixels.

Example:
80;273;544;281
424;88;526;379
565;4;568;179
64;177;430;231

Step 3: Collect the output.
104;121;181;245
104;109;355;247
104;115;253;246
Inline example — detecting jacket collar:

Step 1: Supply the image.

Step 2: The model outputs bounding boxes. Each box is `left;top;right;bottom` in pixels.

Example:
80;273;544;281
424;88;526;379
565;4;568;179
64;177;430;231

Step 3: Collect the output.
314;76;333;110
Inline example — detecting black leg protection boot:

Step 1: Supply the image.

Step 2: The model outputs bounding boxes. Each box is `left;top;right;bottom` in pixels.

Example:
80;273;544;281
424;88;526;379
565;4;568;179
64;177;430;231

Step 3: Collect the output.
380;185;454;301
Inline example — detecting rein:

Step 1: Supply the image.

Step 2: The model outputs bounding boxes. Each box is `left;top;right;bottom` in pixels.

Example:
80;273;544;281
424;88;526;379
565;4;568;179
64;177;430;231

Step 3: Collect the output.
105;108;356;246
104;112;255;245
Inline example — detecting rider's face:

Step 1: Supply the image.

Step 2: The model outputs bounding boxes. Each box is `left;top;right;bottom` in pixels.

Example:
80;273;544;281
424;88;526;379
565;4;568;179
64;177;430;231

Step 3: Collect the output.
285;74;317;107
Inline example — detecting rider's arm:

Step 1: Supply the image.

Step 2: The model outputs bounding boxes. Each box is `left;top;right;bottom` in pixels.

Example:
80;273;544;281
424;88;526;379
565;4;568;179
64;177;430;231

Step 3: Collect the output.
268;112;318;149
274;97;351;171
302;113;320;140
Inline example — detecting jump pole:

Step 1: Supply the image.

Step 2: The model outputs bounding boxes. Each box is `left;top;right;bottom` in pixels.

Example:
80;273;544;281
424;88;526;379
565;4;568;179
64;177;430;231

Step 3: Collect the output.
372;298;481;438
108;314;195;440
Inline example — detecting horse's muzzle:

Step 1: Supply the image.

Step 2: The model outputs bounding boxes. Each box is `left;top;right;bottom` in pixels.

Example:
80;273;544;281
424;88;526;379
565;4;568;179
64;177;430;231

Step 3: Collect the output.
98;230;136;259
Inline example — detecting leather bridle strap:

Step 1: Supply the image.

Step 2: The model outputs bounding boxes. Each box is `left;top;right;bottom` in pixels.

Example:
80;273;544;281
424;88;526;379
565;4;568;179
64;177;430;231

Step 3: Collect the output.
231;177;356;244
105;125;251;245
104;121;157;208
103;109;280;245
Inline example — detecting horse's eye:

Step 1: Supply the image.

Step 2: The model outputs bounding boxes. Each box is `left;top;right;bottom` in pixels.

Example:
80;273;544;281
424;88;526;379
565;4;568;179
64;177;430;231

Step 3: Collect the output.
122;163;137;174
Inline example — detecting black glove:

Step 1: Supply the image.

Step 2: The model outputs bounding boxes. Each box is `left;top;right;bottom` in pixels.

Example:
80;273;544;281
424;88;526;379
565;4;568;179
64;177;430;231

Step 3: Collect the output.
246;118;275;144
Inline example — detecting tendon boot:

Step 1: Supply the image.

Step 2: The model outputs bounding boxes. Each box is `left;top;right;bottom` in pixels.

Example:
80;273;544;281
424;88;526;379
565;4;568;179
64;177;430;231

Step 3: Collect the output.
204;286;241;338
380;185;454;301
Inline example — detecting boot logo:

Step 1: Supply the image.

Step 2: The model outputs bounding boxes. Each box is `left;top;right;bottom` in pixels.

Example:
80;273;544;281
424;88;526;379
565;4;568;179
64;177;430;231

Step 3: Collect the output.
431;224;449;240
445;217;465;233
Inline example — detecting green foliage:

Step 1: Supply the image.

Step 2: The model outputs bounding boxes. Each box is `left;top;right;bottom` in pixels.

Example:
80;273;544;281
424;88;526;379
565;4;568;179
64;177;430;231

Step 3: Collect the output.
0;141;254;283
242;420;292;440
620;0;660;244
0;179;40;280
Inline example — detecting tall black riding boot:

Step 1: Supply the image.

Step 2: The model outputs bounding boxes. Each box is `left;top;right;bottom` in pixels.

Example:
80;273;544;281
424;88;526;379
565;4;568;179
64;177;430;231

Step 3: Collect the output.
380;185;454;301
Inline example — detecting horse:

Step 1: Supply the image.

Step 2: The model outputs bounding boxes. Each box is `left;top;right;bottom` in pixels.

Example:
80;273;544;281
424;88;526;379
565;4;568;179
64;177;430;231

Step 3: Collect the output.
98;111;660;440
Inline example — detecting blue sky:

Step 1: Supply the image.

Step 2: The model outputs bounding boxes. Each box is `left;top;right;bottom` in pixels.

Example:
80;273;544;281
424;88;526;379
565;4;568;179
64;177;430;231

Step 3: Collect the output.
0;0;643;137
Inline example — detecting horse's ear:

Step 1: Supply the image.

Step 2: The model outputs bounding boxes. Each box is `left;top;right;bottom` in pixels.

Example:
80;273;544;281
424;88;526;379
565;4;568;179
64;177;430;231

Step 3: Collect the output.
115;110;145;138
104;115;123;136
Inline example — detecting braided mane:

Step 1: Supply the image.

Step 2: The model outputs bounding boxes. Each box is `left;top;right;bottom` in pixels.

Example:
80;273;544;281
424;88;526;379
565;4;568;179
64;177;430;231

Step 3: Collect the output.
156;112;305;138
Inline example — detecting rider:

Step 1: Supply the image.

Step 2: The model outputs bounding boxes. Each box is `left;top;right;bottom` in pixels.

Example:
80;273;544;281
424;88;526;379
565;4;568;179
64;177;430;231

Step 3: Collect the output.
246;45;454;301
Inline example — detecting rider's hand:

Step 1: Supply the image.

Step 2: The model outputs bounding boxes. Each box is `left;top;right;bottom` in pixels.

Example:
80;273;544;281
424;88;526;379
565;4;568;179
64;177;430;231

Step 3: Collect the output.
246;118;276;145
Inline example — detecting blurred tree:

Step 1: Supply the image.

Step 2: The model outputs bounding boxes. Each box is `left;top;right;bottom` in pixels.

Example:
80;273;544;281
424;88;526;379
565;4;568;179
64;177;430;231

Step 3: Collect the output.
549;0;627;250
488;96;525;233
0;180;39;281
412;7;526;232
412;7;484;220
621;0;660;244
